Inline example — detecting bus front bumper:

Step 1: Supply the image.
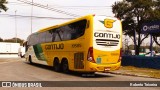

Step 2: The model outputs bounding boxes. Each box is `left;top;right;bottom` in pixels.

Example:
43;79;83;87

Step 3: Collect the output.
86;62;121;72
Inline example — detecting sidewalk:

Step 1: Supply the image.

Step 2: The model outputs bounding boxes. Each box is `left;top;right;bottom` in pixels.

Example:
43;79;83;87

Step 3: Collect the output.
0;54;18;58
110;66;160;79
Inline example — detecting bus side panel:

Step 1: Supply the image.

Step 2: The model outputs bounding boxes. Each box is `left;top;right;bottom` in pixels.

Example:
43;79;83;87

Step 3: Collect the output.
83;15;94;72
33;44;46;61
61;40;86;71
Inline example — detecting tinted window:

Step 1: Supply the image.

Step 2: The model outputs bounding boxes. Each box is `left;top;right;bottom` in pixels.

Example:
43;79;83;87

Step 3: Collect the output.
56;19;87;41
27;19;87;45
28;33;38;45
68;19;87;39
28;35;33;45
38;32;46;43
45;30;53;43
53;27;70;41
27;35;31;45
61;26;72;40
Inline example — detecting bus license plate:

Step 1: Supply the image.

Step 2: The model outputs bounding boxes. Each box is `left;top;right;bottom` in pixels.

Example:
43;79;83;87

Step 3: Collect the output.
104;67;111;72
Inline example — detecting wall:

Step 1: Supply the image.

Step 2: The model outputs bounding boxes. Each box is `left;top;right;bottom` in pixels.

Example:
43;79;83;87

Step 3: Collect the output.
122;55;160;69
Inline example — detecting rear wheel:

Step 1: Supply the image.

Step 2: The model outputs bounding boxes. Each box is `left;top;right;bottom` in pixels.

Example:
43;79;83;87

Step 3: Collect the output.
61;60;69;73
53;58;60;72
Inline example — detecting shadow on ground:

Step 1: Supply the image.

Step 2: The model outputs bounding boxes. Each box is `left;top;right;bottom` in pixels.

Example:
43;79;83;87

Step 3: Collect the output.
24;62;114;78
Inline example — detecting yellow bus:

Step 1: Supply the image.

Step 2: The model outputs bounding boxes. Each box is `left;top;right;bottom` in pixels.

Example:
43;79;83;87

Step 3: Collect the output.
24;14;122;73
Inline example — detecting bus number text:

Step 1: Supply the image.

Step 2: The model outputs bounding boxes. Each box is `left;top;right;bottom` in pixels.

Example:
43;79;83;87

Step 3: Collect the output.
72;44;82;48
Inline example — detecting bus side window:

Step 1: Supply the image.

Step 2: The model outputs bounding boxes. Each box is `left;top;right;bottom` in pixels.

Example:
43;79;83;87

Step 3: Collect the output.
70;19;87;39
54;29;61;42
51;33;56;42
36;32;46;44
45;31;52;43
60;26;71;41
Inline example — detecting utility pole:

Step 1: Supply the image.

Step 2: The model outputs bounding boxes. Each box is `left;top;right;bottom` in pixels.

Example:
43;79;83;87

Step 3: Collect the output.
31;0;33;34
15;10;17;43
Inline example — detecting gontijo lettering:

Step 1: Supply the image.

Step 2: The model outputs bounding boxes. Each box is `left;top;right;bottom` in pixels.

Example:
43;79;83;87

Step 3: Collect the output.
94;32;120;39
45;43;64;50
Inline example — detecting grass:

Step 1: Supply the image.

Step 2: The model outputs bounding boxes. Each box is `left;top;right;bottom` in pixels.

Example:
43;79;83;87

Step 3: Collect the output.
120;66;160;78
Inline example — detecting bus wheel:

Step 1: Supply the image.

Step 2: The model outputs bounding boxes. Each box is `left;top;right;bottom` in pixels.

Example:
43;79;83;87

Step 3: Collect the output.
62;60;69;73
53;58;60;72
29;56;33;64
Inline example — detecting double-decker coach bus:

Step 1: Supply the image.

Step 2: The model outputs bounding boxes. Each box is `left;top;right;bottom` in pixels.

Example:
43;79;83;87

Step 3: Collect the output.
24;14;122;73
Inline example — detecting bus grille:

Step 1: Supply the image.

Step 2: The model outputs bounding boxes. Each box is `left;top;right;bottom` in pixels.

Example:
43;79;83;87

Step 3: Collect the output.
96;39;119;46
74;52;84;69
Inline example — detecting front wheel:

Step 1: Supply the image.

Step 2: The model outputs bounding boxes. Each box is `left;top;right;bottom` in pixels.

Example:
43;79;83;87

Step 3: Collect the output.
28;56;33;64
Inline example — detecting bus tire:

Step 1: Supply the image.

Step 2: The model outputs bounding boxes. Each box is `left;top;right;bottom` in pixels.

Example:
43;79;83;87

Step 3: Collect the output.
61;59;69;73
29;55;33;64
53;58;60;72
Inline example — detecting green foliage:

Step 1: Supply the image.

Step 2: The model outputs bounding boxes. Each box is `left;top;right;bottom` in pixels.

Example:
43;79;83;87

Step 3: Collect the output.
112;0;160;55
112;0;157;34
0;0;8;12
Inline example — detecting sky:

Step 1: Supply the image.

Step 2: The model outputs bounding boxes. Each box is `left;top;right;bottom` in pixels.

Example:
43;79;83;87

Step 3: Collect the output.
0;0;122;40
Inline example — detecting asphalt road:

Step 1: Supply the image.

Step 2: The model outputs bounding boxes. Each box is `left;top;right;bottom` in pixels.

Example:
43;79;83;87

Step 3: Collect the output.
0;58;160;90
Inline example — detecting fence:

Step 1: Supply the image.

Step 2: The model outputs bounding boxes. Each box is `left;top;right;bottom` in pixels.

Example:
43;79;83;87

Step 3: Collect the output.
122;55;160;69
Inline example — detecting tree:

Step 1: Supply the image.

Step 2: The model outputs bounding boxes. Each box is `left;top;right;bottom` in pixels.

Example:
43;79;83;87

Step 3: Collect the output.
152;0;160;46
0;37;3;42
0;0;8;12
112;0;160;55
4;38;24;45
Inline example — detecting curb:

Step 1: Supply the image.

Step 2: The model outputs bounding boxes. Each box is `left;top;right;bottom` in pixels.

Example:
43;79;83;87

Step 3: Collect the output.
109;71;159;79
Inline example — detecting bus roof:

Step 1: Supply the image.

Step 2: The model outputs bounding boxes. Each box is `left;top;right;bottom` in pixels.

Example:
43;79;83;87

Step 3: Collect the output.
34;14;119;33
38;14;94;33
